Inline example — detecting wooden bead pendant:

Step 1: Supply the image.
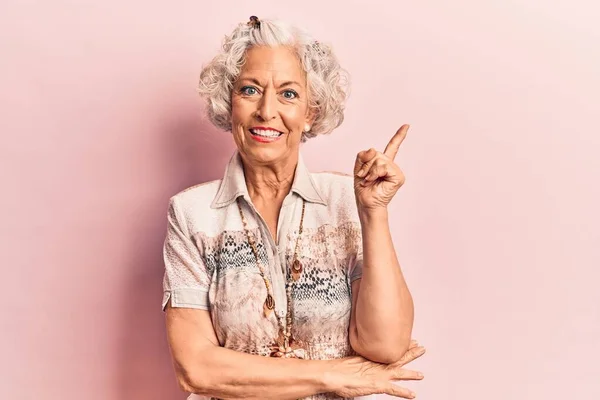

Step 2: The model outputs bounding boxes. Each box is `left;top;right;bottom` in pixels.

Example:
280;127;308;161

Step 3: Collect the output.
263;294;275;317
291;259;303;281
270;330;307;359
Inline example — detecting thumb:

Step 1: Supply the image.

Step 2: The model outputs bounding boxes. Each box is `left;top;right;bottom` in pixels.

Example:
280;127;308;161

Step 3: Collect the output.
354;148;377;180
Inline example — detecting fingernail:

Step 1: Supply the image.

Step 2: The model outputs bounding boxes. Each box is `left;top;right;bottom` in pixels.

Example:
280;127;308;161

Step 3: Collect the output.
417;372;424;378
357;169;366;177
410;392;416;398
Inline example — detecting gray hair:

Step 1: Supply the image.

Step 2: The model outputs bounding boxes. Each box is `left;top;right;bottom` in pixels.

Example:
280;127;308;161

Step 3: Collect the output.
197;18;350;141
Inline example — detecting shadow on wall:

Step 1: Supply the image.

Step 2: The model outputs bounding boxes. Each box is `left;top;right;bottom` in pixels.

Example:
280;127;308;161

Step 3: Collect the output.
116;111;234;400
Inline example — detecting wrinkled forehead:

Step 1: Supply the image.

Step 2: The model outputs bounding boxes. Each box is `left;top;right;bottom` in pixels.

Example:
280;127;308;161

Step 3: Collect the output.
238;46;306;84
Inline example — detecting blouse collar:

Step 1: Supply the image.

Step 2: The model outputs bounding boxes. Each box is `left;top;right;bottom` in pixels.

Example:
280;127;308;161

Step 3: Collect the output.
210;150;327;209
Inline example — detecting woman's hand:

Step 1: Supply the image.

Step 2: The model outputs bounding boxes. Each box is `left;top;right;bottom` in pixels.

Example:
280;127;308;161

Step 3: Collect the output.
354;124;409;211
325;340;426;399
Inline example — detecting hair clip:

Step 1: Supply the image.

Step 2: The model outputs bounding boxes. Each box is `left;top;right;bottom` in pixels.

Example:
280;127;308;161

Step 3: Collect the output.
311;40;326;55
248;16;261;29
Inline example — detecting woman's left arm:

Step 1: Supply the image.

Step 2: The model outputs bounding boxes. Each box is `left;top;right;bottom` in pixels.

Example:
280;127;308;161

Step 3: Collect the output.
349;124;415;364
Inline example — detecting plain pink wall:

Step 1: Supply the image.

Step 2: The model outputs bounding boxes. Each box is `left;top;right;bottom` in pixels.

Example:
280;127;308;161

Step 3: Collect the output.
1;1;598;399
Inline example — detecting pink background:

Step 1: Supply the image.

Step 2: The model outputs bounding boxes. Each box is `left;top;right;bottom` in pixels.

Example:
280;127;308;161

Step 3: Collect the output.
2;1;598;399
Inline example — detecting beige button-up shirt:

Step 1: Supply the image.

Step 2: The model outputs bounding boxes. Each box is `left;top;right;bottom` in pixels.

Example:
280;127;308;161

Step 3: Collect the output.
162;150;364;399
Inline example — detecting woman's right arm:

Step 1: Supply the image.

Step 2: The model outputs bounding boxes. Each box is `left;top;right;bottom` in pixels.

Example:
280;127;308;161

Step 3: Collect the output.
165;301;425;400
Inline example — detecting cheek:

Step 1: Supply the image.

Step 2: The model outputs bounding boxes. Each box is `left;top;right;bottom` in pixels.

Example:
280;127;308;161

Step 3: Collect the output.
231;97;252;123
281;106;307;130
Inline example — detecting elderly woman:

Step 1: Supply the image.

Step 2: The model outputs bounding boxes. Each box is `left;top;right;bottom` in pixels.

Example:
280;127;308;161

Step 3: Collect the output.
162;17;425;400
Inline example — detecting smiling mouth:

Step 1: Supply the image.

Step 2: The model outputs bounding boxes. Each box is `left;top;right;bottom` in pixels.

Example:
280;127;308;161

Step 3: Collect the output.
249;128;283;138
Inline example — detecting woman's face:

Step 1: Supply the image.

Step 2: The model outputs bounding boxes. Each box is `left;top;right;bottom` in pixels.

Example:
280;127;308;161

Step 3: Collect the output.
231;45;313;165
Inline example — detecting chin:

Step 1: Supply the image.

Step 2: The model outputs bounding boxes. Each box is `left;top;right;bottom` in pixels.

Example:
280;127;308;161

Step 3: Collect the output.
244;146;288;164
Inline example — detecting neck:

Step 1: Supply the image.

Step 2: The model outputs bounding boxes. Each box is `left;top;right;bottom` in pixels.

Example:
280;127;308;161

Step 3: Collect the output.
241;153;299;203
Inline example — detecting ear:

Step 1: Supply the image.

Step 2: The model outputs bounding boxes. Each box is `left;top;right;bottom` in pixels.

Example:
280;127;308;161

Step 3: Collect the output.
305;106;317;130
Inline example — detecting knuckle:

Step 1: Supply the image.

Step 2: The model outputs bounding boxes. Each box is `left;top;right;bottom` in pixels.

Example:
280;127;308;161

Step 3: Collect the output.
374;381;388;394
401;350;416;362
395;367;410;379
392;368;404;379
408;347;420;357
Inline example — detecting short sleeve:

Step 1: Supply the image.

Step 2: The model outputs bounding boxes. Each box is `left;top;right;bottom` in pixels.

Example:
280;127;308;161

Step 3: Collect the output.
348;231;363;283
161;197;211;311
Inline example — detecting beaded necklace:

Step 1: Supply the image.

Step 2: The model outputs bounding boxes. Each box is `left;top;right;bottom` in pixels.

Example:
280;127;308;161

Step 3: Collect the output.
236;197;306;359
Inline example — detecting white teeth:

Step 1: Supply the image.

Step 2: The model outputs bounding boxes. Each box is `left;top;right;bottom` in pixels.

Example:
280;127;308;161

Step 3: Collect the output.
251;129;281;137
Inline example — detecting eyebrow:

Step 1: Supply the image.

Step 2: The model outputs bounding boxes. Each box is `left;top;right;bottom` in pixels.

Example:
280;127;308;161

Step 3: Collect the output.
238;77;302;88
278;80;302;88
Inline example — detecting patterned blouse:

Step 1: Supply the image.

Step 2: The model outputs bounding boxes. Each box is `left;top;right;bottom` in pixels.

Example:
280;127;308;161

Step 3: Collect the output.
162;150;365;400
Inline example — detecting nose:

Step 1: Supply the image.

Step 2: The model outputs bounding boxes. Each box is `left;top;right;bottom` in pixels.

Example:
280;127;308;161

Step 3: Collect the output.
255;88;277;121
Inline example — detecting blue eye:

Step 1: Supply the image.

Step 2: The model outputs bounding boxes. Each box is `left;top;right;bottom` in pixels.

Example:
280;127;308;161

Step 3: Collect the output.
282;90;298;99
241;86;258;95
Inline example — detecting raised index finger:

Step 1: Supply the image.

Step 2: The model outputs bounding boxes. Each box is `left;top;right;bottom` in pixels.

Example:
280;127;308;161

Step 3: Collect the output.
383;124;409;160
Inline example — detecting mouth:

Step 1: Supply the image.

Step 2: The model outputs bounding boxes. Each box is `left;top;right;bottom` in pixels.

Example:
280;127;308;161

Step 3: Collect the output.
249;127;284;143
